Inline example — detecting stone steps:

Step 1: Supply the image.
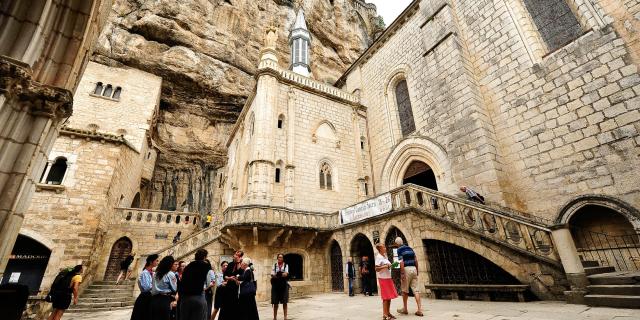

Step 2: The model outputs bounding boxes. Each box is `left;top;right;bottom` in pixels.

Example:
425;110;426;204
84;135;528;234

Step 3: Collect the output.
588;285;640;295
583;294;640;309
584;266;616;276
68;281;135;312
586;271;640;308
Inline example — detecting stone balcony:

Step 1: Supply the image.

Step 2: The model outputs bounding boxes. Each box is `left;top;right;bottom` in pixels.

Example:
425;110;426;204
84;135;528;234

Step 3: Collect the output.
222;205;338;231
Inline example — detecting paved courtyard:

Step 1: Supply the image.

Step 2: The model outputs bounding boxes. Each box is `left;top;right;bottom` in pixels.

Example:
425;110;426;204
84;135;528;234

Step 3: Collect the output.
63;294;640;320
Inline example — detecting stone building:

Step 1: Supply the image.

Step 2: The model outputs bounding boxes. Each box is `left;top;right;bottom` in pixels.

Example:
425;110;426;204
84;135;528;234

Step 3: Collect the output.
4;0;640;315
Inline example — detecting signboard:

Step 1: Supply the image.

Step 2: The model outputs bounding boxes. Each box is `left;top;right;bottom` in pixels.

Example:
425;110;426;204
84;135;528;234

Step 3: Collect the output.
9;272;20;283
340;193;392;224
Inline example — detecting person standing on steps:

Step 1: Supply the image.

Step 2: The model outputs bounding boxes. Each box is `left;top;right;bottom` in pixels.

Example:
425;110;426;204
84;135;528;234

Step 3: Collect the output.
460;186;485;204
360;255;372;296
173;231;182;245
345;257;356;297
204;213;212;228
131;254;159;320
271;253;289;320
395;237;424;317
47;264;83;320
116;252;135;284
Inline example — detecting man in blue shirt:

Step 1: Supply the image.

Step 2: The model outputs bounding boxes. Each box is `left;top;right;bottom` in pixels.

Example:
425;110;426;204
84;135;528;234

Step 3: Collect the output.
395;237;423;317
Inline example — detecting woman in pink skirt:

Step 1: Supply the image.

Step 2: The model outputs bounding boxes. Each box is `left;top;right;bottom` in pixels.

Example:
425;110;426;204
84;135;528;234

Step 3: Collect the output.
375;242;398;320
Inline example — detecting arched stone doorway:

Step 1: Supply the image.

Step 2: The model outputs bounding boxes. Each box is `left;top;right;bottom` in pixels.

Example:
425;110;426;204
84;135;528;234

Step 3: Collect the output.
104;237;133;280
0;235;51;294
330;240;344;292
350;234;377;294
569;205;639;271
423;239;525;301
131;192;141;208
385;227;407;294
402;160;437;190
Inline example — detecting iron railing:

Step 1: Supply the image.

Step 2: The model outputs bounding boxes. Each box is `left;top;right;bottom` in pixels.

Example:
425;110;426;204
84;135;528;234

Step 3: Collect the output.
572;228;640;272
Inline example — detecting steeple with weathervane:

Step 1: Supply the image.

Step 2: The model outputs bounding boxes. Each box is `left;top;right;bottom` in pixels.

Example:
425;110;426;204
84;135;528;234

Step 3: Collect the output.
289;7;311;77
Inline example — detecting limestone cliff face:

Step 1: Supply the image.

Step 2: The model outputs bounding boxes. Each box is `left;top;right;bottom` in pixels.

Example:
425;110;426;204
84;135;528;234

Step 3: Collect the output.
92;0;381;213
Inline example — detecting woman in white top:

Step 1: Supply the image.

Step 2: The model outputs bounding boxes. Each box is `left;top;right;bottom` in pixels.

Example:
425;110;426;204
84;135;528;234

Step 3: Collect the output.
375;242;398;320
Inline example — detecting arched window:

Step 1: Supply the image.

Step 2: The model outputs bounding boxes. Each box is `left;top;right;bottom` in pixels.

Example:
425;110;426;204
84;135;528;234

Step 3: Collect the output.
112;86;122;99
45;157;67;185
395;80;415;136
275;168;281;183
319;162;332;190
277;114;285;129
102;84;113;97
284;253;303;281
93;82;103;95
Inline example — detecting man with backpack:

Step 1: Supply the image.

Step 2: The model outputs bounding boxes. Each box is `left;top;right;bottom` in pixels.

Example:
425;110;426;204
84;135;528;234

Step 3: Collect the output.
46;265;83;320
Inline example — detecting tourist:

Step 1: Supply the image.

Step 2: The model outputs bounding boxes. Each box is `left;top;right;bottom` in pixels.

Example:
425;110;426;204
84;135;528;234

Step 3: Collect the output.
150;256;178;320
345;257;356;297
271;253;289;320
395;237;423;317
238;257;259;320
460;186;485;204
47;264;83;320
204;213;212;228
179;249;211;320
205;259;215;320
177;260;187;280
116;252;135;284
374;243;398;320
219;250;244;320
211;261;229;320
360;255;372;296
131;254;159;320
173;231;182;244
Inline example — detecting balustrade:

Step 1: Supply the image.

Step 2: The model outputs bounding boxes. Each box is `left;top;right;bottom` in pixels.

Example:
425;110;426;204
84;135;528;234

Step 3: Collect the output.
389;184;559;264
222;205;337;230
114;207;200;229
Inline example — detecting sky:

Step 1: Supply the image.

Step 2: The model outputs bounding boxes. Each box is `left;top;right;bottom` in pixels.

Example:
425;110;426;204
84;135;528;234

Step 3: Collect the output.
368;0;413;27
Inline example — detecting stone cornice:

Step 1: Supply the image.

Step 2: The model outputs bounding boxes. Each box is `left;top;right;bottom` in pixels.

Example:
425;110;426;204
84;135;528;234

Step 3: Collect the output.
0;55;73;119
60;126;139;153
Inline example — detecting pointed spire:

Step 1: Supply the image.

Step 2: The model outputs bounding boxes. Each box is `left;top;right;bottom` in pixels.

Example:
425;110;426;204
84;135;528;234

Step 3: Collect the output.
292;9;308;31
289;8;311;77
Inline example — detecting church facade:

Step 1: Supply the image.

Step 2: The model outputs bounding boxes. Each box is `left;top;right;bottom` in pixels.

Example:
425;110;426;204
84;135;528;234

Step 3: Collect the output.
3;0;640;313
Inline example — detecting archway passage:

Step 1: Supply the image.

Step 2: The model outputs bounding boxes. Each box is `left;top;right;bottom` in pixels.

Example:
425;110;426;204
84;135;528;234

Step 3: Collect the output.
350;234;377;294
131;192;141;208
0;235;51;294
402;161;437;190
385;227;407;294
330;241;344;292
104;237;133;281
424;239;524;301
569;205;639;271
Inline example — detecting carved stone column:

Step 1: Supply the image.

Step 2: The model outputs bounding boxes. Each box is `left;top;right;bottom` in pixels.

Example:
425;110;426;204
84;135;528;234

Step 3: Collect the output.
0;57;73;278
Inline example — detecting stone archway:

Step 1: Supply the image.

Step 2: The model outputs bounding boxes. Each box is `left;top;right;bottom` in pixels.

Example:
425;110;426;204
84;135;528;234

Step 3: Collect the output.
0;235;51;294
104;237;133;281
350;233;377;294
402;160;438;190
330;240;344;292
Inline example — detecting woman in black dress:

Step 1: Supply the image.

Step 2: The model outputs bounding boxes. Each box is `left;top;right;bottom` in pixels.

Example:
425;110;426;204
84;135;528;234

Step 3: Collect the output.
219;251;244;320
238;257;259;320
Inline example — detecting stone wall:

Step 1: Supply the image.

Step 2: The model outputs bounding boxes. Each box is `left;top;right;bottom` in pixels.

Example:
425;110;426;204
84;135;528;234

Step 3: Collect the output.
340;0;640;220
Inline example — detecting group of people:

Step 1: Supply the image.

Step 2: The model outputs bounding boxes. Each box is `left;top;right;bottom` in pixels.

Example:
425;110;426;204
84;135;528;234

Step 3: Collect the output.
130;249;259;320
346;237;424;320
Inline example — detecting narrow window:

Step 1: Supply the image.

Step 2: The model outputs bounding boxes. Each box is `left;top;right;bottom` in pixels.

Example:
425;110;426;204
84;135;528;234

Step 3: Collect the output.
112;87;122;100
284;253;304;280
45;157;67;185
360;136;366;150
277;114;284;129
522;0;583;52
93;82;103;95
319;163;333;190
395;80;416;136
364;182;369;196
102;84;113;97
275;168;281;183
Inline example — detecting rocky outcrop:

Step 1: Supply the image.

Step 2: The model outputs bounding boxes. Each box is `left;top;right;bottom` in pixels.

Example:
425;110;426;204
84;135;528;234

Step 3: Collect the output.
92;0;381;213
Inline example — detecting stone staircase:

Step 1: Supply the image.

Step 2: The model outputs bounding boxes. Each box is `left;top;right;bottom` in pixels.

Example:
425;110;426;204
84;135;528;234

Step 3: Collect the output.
582;260;640;308
66;281;135;313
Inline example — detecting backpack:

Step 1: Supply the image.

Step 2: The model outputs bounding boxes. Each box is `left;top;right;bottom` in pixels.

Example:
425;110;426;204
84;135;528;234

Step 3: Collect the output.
45;270;73;302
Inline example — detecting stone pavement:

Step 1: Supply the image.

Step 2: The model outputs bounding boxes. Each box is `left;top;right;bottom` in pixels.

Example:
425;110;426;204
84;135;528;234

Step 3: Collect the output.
63;293;640;320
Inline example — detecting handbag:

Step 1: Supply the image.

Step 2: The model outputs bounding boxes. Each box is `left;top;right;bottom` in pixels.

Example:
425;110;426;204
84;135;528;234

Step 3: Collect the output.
239;270;256;296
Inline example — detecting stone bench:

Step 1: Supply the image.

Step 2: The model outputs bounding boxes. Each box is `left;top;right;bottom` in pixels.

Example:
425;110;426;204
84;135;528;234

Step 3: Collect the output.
424;284;529;302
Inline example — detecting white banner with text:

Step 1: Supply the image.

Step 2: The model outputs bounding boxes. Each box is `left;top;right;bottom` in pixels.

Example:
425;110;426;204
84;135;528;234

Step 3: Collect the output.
340;193;392;224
